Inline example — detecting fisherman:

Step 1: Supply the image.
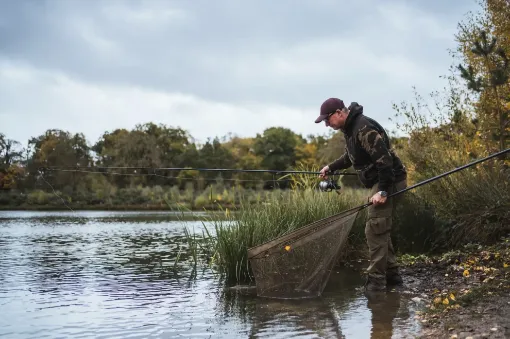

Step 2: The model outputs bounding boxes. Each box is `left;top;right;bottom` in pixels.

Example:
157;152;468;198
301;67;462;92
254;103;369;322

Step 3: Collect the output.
315;98;407;292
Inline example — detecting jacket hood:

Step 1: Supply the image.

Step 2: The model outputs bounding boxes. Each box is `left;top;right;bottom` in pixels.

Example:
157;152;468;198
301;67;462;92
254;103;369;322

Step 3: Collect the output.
342;102;363;134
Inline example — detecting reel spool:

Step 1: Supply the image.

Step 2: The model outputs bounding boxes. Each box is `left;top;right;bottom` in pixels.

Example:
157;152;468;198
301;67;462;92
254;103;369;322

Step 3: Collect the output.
319;179;341;194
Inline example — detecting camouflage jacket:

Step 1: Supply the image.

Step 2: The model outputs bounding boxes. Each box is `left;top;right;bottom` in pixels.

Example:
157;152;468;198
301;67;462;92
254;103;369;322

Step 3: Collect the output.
327;102;406;192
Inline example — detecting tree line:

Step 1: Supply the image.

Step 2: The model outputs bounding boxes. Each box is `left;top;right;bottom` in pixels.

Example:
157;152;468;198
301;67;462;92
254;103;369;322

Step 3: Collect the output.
0;124;366;201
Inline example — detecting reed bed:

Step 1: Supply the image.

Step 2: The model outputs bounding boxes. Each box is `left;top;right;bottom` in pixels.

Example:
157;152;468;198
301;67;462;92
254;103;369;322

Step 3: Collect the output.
185;186;368;283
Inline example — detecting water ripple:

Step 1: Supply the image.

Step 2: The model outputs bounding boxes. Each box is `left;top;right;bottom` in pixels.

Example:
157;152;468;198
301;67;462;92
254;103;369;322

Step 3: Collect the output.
0;211;423;338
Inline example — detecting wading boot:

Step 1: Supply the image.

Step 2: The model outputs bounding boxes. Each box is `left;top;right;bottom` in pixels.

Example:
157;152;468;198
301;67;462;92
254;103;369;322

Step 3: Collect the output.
364;276;386;292
386;269;403;287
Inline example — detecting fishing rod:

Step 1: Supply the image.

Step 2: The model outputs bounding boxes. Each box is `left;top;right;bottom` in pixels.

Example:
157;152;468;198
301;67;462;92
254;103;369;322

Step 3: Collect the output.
39;165;356;193
41;165;357;176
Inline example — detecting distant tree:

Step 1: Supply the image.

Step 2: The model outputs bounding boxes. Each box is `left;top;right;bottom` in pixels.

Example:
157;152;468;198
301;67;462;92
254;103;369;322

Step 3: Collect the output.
253;127;302;171
0;133;25;190
28;129;92;192
0;133;24;170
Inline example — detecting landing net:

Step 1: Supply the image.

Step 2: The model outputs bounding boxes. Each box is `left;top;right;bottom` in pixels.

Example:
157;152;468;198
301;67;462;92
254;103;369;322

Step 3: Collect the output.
247;208;361;299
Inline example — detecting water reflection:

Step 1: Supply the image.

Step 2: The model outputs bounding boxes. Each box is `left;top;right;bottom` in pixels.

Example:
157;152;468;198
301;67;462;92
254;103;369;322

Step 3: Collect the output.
217;268;419;338
365;291;402;339
0;211;423;338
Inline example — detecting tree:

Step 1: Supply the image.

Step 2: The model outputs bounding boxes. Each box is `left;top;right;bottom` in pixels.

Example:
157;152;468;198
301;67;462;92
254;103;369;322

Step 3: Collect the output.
457;30;510;154
315;131;347;165
0;133;24;170
253;127;302;171
222;136;264;188
135;123;195;168
455;0;510;156
28;129;92;191
93;123;198;188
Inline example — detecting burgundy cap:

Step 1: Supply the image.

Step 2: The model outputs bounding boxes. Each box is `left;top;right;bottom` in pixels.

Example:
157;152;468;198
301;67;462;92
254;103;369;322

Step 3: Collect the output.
315;98;345;123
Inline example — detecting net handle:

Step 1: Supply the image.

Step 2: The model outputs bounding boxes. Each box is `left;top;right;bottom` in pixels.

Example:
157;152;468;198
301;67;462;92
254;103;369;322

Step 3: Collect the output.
385;147;509;201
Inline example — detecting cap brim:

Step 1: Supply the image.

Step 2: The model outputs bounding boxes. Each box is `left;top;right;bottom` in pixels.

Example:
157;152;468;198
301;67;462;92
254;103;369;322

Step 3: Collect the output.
315;115;328;123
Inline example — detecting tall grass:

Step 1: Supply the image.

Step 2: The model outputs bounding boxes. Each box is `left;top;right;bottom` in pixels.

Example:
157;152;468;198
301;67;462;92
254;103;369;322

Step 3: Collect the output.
188;185;368;284
403;150;510;249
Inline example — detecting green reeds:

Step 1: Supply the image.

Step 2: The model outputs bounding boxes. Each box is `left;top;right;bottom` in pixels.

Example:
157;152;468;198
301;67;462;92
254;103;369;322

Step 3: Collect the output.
186;185;368;284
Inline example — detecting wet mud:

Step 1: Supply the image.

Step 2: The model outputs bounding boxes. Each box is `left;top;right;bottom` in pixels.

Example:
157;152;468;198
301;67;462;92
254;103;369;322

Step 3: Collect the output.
397;238;510;338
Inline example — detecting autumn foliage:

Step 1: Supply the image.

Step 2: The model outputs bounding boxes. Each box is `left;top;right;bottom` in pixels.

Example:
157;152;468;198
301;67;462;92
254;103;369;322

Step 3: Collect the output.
390;0;510;249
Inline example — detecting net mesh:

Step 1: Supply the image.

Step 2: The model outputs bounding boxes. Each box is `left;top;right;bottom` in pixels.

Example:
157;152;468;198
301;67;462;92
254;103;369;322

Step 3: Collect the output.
247;208;360;299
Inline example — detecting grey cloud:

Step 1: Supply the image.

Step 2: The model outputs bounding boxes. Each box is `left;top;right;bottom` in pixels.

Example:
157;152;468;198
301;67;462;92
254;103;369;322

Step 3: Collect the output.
0;0;479;109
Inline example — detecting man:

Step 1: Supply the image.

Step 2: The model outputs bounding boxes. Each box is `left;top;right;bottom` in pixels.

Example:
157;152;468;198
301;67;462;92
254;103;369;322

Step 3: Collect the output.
315;98;407;292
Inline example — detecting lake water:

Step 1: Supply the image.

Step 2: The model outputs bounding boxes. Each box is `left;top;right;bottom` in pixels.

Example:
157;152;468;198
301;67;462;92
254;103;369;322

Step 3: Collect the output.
0;211;423;338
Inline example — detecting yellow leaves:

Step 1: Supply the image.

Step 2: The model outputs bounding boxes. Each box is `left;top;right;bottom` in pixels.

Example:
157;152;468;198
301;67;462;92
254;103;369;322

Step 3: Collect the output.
284;245;291;252
463;269;470;277
504;263;509;268
432;292;457;311
0;165;25;190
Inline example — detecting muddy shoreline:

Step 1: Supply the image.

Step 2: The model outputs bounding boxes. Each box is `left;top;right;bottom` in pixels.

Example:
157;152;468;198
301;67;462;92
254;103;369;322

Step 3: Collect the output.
394;238;510;338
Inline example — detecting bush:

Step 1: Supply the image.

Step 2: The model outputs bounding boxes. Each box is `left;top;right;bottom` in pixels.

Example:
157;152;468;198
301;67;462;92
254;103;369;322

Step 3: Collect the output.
392;85;510;251
27;190;50;205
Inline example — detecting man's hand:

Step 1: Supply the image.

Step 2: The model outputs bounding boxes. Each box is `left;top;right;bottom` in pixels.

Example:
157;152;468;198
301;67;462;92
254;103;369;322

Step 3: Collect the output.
319;165;330;179
370;192;387;206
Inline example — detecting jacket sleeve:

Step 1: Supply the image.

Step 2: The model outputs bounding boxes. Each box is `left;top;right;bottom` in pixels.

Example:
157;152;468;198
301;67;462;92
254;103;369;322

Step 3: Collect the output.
327;149;352;172
357;126;394;192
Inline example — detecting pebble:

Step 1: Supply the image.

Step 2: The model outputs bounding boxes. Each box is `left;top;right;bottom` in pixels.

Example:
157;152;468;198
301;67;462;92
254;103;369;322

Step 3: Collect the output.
451;335;458;339
491;327;497;332
411;297;422;303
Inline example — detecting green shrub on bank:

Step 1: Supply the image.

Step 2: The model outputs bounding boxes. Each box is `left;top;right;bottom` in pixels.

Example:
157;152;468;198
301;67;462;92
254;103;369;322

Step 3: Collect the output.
405;155;510;251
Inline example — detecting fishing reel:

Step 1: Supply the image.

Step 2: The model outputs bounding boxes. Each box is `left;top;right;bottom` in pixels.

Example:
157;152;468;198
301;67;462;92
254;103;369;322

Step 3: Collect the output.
319;178;341;194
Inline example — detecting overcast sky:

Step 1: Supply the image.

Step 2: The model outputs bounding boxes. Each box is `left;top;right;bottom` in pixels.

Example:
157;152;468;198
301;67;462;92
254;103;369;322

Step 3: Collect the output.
0;0;479;146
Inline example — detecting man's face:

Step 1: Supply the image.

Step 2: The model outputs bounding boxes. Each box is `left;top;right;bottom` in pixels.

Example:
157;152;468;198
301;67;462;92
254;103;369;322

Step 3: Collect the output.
324;109;348;130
